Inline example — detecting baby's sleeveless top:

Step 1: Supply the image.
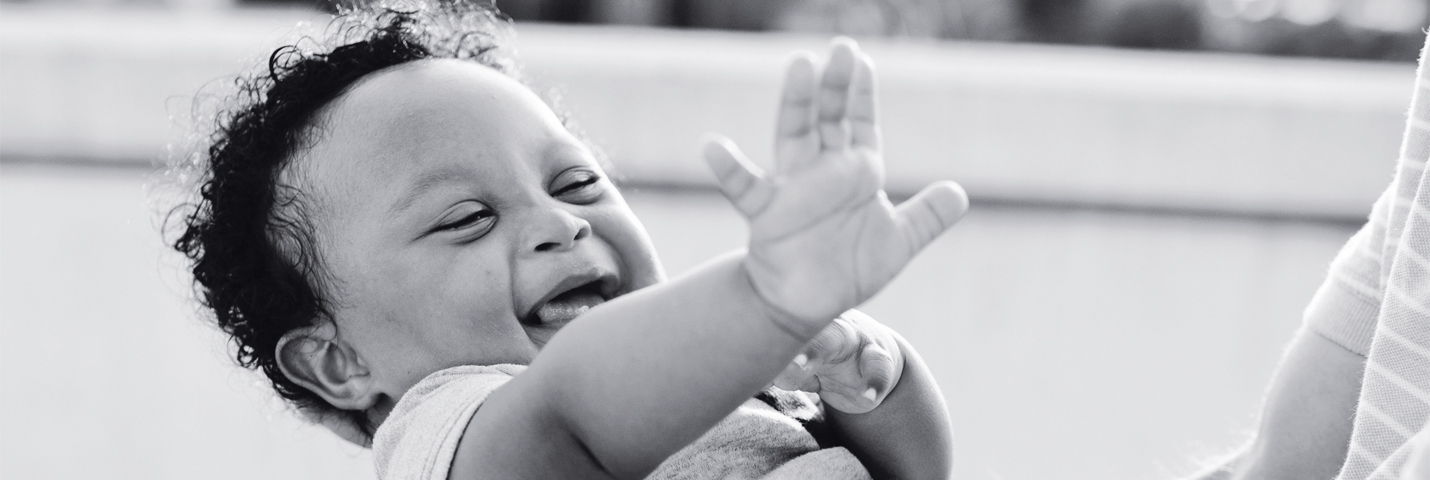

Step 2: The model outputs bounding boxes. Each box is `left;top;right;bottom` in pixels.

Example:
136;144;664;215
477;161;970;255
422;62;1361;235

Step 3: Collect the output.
371;364;870;480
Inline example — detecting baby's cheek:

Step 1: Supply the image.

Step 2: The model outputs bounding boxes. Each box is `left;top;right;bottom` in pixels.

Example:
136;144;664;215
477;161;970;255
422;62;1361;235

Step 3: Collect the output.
591;207;665;287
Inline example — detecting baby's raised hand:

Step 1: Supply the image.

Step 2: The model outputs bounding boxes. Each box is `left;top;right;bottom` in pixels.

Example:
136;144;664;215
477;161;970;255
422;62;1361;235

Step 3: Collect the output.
703;38;968;329
772;309;902;414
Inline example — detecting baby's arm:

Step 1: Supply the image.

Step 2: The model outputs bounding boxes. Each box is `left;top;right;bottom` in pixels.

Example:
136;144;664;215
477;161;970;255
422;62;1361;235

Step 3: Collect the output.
452;39;967;479
775;312;953;480
458;255;824;479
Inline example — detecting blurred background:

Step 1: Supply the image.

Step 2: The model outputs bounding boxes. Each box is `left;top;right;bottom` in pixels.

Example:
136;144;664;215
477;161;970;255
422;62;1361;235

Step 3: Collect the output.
2;0;1426;479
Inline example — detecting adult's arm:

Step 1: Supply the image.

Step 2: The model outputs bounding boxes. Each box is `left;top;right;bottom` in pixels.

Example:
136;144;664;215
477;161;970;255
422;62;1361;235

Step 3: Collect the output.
1194;178;1393;480
1188;328;1365;480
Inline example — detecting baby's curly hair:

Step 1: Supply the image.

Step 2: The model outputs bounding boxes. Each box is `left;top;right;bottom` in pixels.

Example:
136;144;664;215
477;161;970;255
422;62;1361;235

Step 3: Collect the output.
171;0;517;444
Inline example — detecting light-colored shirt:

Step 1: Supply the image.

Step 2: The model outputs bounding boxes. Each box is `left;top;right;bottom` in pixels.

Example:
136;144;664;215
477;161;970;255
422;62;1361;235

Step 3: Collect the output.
1306;35;1430;480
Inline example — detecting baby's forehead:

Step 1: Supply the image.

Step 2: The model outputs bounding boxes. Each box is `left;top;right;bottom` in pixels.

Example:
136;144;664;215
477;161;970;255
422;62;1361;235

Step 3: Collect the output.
288;58;581;221
322;59;543;142
298;60;563;185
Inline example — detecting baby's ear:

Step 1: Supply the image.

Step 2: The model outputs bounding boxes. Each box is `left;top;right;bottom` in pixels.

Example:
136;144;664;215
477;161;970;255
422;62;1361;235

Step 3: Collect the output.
276;324;379;411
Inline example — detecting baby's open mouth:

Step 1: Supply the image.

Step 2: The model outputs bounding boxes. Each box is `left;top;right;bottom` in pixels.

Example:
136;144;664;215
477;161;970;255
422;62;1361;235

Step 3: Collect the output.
522;278;613;326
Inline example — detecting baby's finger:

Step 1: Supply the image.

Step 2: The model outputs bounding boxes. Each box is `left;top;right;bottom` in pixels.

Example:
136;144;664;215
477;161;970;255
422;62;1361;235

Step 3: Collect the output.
819;342;896;414
856;342;898;401
895;181;970;254
772;352;821;392
775;53;820;173
816;38;859;153
702;135;775;218
848;54;880;152
805;315;862;365
818;373;880;414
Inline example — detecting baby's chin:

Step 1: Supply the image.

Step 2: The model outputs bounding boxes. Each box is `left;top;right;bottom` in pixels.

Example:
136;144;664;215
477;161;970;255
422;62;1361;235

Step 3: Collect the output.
523;321;564;351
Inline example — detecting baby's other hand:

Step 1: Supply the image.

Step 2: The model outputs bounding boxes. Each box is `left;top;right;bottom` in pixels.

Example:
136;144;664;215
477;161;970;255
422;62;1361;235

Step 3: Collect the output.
702;38;968;328
772;309;904;414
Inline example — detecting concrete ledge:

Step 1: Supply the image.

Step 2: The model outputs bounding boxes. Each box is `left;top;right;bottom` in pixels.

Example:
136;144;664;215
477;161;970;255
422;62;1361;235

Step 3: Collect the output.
1;5;1416;220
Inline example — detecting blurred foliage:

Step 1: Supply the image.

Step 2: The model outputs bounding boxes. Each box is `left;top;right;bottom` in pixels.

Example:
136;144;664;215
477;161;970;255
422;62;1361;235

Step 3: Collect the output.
216;0;1429;61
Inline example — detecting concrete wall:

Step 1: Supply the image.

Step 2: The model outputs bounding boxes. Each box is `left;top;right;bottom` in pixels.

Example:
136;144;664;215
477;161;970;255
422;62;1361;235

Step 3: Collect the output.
1;5;1415;218
0;6;1413;480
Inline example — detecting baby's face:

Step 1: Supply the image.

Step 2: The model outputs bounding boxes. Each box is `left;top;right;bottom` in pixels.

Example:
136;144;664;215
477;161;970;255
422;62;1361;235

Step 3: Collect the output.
292;59;665;395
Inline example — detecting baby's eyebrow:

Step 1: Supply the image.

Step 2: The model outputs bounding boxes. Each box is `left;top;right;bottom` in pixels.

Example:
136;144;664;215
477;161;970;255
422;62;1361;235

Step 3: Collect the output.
544;140;592;162
387;167;474;217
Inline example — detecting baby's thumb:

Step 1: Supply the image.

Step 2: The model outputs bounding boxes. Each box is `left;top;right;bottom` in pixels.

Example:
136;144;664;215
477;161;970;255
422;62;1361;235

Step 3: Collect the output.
702;134;774;218
894;180;969;252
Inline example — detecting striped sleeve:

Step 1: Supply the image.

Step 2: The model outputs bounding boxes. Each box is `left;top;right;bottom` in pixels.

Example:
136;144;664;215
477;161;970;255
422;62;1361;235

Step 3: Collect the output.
1335;34;1430;480
1305;187;1391;357
1306;37;1430;359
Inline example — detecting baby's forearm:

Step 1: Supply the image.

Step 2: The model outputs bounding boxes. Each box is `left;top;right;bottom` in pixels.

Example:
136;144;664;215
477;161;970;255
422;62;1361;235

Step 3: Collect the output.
826;334;953;480
520;252;824;478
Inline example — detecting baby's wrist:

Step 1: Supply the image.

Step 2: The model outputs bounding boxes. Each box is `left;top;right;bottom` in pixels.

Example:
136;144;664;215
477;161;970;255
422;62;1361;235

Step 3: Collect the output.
736;255;828;341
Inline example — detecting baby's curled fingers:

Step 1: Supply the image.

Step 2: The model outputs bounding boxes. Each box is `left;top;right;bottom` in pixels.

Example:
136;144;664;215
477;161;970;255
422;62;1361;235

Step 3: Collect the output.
856;341;898;402
805;314;863;365
817;341;898;414
772;352;821;392
774;316;859;392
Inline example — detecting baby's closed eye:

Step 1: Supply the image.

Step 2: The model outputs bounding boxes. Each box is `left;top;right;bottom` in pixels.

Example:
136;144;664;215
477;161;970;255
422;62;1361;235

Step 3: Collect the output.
548;168;604;204
434;202;497;236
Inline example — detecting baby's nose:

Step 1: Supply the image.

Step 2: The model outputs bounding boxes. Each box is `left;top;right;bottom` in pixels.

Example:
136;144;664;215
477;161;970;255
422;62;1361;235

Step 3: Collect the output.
527;207;591;252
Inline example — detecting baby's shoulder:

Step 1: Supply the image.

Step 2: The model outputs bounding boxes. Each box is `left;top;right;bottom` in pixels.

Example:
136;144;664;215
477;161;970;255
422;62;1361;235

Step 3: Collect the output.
372;364;526;480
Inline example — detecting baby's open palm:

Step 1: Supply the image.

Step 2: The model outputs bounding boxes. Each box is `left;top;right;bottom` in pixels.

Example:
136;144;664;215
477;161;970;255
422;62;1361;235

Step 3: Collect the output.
704;39;968;327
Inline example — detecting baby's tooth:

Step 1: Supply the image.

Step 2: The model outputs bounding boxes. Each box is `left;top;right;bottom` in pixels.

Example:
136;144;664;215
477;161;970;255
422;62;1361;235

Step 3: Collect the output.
862;388;877;402
535;292;604;324
793;354;808;369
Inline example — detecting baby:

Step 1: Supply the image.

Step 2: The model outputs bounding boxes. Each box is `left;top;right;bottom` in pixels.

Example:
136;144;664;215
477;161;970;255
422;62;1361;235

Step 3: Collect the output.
172;1;967;478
